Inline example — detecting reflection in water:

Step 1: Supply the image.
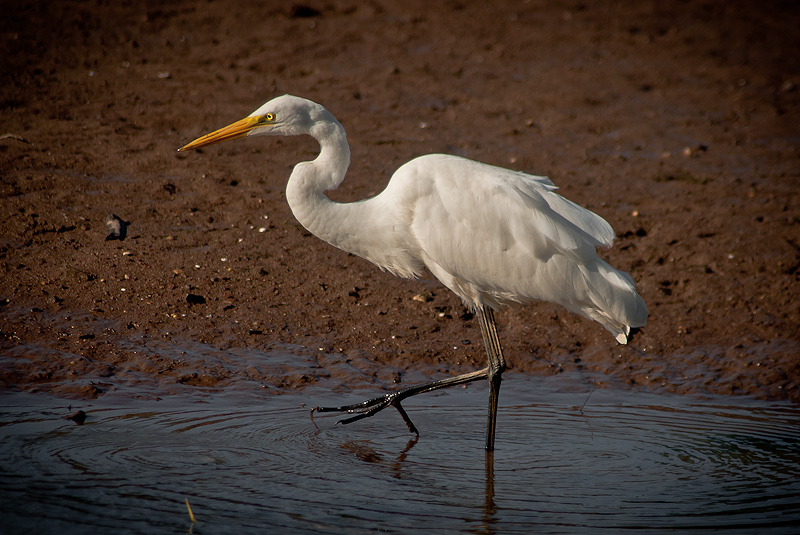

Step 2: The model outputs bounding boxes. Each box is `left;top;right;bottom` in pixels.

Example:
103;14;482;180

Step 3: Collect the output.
1;378;799;534
483;452;497;535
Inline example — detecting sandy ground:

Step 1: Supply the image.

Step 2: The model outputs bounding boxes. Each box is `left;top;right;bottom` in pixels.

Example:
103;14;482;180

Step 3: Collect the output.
1;0;798;404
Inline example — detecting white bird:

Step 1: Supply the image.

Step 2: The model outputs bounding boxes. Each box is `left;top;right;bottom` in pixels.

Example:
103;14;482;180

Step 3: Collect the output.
179;95;648;451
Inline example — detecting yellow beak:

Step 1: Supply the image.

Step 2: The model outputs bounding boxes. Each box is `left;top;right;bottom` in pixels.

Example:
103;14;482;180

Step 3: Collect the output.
178;115;263;152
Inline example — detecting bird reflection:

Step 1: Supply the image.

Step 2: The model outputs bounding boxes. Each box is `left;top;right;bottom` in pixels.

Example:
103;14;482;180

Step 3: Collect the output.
481;452;498;535
339;435;499;533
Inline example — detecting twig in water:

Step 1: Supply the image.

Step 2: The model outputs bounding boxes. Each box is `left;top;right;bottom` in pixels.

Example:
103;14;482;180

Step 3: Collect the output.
579;386;594;415
185;498;197;524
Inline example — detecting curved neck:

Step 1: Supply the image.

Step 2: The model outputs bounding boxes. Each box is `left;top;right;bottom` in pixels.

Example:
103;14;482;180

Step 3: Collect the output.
283;115;421;279
307;117;351;192
285;118;358;250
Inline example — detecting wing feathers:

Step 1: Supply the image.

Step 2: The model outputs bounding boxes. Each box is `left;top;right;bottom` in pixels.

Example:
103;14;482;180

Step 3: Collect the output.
396;155;647;342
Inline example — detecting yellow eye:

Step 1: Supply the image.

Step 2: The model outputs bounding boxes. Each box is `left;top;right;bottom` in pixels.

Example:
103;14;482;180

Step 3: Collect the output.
263;113;275;122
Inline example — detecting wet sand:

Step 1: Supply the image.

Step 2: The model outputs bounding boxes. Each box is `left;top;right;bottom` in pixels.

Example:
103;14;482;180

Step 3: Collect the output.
1;0;798;403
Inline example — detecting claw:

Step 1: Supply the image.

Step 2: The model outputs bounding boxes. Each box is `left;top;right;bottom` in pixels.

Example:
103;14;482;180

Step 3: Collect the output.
308;366;488;438
393;402;419;435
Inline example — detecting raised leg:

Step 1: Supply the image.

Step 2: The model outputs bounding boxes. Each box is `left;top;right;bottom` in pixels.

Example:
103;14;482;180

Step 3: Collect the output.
312;306;506;450
312;367;489;433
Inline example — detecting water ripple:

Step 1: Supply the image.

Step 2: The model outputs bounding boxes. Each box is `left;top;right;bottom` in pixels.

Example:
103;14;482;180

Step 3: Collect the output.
1;379;798;534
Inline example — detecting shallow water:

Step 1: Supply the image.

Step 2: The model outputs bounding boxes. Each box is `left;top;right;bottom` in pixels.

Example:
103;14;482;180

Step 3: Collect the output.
1;377;798;534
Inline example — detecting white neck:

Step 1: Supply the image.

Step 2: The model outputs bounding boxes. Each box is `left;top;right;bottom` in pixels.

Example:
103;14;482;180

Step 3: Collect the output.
283;117;420;279
284;116;351;241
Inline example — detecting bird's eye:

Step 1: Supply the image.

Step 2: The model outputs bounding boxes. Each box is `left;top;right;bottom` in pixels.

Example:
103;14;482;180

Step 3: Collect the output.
263;113;275;122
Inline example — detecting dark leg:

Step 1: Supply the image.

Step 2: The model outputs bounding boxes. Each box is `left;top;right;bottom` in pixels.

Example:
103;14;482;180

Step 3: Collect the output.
478;306;506;451
312;306;506;450
312;367;489;433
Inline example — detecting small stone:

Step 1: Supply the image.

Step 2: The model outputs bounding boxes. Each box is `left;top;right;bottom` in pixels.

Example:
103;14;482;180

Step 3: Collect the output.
67;410;87;425
105;214;128;241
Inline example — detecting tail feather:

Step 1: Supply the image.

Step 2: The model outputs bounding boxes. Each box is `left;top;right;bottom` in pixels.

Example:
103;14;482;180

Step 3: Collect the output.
568;260;648;344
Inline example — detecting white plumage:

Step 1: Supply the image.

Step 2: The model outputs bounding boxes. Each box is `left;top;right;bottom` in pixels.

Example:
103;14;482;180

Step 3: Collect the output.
180;94;648;450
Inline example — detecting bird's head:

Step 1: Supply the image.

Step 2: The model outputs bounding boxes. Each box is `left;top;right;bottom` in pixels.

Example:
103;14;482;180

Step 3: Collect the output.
178;94;329;152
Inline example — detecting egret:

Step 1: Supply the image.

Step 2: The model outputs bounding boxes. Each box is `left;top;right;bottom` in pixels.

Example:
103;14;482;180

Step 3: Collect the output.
179;95;648;451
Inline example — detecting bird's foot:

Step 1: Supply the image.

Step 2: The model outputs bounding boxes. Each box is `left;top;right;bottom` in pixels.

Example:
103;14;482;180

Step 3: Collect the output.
310;367;489;436
312;390;419;434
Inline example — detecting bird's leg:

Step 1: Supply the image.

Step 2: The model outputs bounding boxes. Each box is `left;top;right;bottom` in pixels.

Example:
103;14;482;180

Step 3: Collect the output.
312;306;506;448
478;306;506;452
312;367;489;433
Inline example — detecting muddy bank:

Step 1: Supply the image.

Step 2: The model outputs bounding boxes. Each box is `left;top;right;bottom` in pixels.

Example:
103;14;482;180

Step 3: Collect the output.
1;0;798;403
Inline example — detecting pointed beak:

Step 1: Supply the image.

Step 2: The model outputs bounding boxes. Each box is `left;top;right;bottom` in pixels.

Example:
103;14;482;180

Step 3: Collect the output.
178;115;263;152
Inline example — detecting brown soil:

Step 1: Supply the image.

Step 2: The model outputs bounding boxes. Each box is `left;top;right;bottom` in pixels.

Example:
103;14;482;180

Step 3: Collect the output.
1;0;798;403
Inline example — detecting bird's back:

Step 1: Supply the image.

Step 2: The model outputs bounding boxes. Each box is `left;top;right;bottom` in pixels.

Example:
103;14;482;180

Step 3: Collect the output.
381;154;647;343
